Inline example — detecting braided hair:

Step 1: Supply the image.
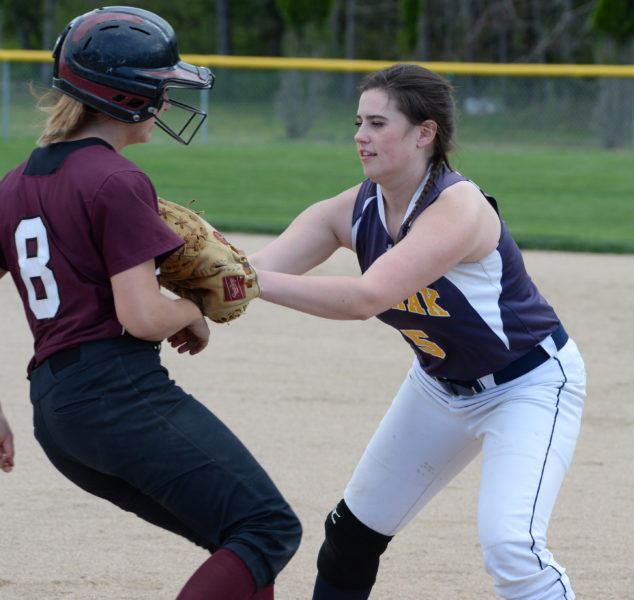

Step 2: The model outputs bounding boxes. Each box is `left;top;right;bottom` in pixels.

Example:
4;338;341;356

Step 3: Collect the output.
359;64;456;241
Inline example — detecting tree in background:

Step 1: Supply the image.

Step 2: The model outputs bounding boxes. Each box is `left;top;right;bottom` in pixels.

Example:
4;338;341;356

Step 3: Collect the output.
592;0;634;147
1;1;632;146
593;0;634;43
0;0;623;66
0;0;285;56
1;0;41;49
274;0;333;138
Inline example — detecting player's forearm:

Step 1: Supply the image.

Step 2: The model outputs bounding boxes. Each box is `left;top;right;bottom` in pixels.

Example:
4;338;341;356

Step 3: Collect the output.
123;294;205;341
251;238;336;275
250;202;344;275
258;270;378;321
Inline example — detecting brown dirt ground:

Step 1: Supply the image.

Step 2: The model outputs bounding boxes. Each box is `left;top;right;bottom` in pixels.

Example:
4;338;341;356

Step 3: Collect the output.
1;237;632;599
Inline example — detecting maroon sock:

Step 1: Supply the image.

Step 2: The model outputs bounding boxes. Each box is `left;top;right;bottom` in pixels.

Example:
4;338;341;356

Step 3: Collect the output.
176;548;257;600
251;585;274;599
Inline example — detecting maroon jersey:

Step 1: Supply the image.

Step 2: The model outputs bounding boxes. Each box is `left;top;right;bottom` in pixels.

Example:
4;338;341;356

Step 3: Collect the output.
0;138;183;373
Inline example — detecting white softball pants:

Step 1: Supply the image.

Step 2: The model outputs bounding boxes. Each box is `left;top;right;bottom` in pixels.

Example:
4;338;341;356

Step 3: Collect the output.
343;339;585;600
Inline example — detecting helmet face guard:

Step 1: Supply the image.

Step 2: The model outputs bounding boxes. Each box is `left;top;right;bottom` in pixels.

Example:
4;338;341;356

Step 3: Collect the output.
150;96;209;147
52;6;214;145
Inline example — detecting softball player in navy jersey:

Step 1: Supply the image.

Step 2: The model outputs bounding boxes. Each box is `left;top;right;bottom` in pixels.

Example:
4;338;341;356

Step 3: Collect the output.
251;64;585;599
0;7;300;599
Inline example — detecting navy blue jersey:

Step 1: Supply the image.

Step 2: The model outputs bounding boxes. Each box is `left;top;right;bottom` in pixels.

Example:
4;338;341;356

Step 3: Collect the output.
351;165;560;380
0;138;184;373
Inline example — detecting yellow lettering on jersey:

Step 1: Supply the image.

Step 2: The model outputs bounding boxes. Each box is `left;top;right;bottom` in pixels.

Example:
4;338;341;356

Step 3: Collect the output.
420;288;450;317
401;329;446;358
406;293;427;315
392;289;449;316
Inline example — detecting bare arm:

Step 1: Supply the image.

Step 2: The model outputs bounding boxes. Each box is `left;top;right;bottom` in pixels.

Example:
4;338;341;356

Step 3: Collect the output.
111;259;209;355
249;185;360;274
0;401;14;473
0;271;15;468
0;270;14;470
257;182;500;320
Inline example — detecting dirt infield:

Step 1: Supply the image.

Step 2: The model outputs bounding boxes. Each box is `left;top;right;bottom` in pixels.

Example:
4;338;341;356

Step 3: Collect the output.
1;236;632;599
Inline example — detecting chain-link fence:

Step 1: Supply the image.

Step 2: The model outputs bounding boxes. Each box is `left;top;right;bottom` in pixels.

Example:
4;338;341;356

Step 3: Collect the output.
2;56;634;152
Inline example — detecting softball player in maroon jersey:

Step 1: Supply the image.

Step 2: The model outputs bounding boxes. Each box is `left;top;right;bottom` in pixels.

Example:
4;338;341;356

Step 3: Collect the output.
251;64;585;599
0;7;300;599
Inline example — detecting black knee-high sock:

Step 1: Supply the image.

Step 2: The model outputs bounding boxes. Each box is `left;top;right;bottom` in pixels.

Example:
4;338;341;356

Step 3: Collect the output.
312;573;371;600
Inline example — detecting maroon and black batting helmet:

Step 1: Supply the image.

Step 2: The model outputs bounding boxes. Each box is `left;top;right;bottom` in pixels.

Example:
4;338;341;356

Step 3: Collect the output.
52;6;214;144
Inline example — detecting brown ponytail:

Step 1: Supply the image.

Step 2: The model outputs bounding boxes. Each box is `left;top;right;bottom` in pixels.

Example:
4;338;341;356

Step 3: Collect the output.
397;159;444;242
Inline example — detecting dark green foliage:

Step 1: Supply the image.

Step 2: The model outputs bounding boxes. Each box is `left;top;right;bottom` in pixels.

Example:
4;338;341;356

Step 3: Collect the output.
592;0;634;43
397;0;422;53
275;0;333;30
0;0;606;65
1;0;42;49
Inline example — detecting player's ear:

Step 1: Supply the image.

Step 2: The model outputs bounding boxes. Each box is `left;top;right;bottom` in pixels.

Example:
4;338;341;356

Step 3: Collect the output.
416;120;437;147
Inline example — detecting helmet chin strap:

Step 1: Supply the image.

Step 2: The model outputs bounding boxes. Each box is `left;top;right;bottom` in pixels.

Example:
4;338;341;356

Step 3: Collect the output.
148;98;208;145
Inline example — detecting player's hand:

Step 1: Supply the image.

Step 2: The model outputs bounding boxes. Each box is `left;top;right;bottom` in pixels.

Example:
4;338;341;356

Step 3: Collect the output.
0;411;15;473
167;317;210;355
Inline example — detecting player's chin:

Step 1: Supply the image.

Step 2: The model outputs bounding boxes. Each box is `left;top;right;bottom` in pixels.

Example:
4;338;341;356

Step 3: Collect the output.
363;163;394;185
132;122;155;145
361;164;378;181
360;158;379;176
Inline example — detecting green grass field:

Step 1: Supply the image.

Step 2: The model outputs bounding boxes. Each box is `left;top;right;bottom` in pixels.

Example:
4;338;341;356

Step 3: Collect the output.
1;109;632;254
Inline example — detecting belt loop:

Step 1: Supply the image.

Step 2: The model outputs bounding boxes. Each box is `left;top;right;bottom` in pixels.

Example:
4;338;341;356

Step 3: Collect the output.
539;335;559;358
478;373;496;389
539;323;568;357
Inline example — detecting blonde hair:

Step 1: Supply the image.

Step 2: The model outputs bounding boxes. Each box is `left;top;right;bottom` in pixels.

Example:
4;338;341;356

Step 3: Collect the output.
37;92;107;146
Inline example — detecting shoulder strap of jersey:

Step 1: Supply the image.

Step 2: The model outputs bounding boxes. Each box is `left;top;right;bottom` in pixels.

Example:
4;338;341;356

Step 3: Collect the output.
351;179;377;226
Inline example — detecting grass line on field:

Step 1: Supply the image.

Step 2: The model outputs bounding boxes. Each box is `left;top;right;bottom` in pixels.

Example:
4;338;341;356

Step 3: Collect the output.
1;139;632;254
